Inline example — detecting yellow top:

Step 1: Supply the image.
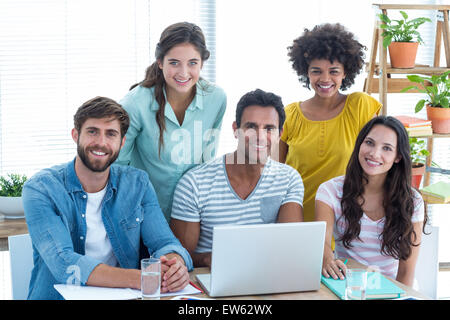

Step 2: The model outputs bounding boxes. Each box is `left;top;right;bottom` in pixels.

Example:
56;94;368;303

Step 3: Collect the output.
281;92;382;222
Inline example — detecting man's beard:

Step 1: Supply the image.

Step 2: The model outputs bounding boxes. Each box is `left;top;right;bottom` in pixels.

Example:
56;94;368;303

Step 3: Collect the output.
77;143;119;173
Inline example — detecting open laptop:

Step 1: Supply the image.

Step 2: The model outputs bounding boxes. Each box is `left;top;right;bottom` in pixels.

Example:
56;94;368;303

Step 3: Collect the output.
196;221;325;297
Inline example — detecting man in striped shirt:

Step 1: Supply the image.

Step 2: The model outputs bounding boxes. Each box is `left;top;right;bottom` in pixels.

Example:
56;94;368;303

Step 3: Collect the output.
170;89;304;267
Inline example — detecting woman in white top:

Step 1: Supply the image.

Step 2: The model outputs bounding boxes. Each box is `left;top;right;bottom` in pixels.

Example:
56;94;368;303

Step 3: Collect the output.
315;116;427;286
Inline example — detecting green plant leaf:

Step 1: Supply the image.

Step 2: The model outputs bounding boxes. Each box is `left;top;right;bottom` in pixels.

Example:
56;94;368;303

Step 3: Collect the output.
409;137;429;164
383;35;393;48
441;70;450;81
378;11;431;47
400;11;408;20
426;85;438;96
401;85;419;93
440;96;449;108
0;174;27;197
378;13;391;24
406;75;425;83
415;99;426;113
431;75;440;83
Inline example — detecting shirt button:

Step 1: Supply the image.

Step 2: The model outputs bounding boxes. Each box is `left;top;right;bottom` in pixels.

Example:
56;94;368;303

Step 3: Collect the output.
80;236;84;240
136;218;140;222
82;214;85;218
82;195;87;199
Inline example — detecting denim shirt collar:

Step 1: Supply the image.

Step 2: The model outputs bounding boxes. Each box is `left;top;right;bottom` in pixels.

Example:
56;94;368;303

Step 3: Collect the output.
64;157;118;196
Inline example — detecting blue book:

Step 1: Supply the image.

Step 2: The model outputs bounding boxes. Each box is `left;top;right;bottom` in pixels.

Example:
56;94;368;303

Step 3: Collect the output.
321;272;405;300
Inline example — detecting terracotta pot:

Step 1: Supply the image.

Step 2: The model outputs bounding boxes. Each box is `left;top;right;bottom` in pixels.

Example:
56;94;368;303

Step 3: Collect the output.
426;105;450;134
411;163;425;189
388;42;419;68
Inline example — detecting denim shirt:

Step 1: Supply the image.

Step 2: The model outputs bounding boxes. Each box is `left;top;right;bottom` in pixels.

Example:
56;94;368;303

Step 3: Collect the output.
22;158;193;300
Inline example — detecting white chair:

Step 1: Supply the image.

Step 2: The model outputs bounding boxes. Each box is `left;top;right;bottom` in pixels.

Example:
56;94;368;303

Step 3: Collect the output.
413;225;439;299
8;233;33;300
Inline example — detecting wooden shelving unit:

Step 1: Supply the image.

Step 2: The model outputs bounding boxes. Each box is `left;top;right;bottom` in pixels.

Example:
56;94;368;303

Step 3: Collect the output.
364;4;450;195
365;5;450;274
364;4;450;113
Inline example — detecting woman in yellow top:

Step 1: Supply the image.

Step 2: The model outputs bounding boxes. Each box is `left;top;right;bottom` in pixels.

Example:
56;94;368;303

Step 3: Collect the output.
278;23;382;222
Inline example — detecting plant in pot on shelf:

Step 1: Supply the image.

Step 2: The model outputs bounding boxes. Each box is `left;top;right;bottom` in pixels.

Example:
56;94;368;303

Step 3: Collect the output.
0;173;27;219
402;70;450;134
409;137;429;189
378;10;431;68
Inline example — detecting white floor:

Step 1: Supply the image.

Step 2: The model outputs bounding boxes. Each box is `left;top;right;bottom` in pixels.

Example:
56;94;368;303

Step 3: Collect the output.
0;250;449;300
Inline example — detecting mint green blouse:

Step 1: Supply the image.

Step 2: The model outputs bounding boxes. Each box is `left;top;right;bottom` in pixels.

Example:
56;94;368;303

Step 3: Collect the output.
116;80;227;221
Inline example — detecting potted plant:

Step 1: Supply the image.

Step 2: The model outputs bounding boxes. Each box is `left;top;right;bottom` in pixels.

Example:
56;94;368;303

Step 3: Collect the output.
0;173;27;219
378;11;431;68
401;70;450;133
409;137;429;188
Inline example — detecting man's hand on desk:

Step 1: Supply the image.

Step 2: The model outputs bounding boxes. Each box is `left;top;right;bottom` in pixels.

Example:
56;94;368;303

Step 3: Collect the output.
160;253;189;293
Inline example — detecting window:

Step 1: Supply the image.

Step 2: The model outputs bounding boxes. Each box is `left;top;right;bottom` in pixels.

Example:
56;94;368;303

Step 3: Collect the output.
0;0;448;273
0;0;216;177
0;0;151;176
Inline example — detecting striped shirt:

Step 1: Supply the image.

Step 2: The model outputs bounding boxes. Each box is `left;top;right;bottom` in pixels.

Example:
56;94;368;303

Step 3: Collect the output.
171;155;304;253
316;175;424;279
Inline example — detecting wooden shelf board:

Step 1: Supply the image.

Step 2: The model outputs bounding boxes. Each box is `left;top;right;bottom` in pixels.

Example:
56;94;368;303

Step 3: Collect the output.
0;218;28;239
407;133;450;138
421;193;449;204
364;77;431;93
366;63;450;76
387;67;450;75
426;133;450;138
373;4;450;10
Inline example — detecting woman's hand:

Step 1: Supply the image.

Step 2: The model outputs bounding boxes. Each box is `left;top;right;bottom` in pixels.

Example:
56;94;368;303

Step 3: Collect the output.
322;256;347;280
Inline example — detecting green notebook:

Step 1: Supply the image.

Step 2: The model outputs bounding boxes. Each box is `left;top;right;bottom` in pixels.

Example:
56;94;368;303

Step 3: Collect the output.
420;181;450;202
321;272;405;300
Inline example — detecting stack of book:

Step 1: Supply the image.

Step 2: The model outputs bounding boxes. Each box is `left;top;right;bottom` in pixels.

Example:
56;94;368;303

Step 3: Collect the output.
394;115;432;137
420;181;450;204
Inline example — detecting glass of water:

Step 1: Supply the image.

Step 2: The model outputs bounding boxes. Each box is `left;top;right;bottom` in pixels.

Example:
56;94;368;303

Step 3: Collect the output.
141;257;161;300
345;268;367;300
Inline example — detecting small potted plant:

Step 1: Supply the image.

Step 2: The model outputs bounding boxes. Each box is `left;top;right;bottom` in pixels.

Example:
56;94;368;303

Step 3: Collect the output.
409;137;429;189
401;70;450;133
378;10;431;68
0;173;27;219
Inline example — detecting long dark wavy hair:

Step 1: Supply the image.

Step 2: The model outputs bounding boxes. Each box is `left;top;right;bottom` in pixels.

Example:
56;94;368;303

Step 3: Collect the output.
130;22;210;155
338;116;428;260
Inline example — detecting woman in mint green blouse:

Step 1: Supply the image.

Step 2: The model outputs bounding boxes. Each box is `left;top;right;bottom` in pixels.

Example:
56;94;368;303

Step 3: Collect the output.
116;22;227;221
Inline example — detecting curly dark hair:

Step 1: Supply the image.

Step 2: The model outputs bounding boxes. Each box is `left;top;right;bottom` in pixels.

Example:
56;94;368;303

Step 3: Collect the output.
339;116;428;261
287;23;366;91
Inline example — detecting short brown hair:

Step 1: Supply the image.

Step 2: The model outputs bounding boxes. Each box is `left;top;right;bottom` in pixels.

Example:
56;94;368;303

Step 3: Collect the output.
74;96;130;137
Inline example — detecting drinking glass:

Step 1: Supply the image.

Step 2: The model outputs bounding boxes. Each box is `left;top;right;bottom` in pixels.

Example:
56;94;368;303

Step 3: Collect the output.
141;257;161;300
345;268;367;300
